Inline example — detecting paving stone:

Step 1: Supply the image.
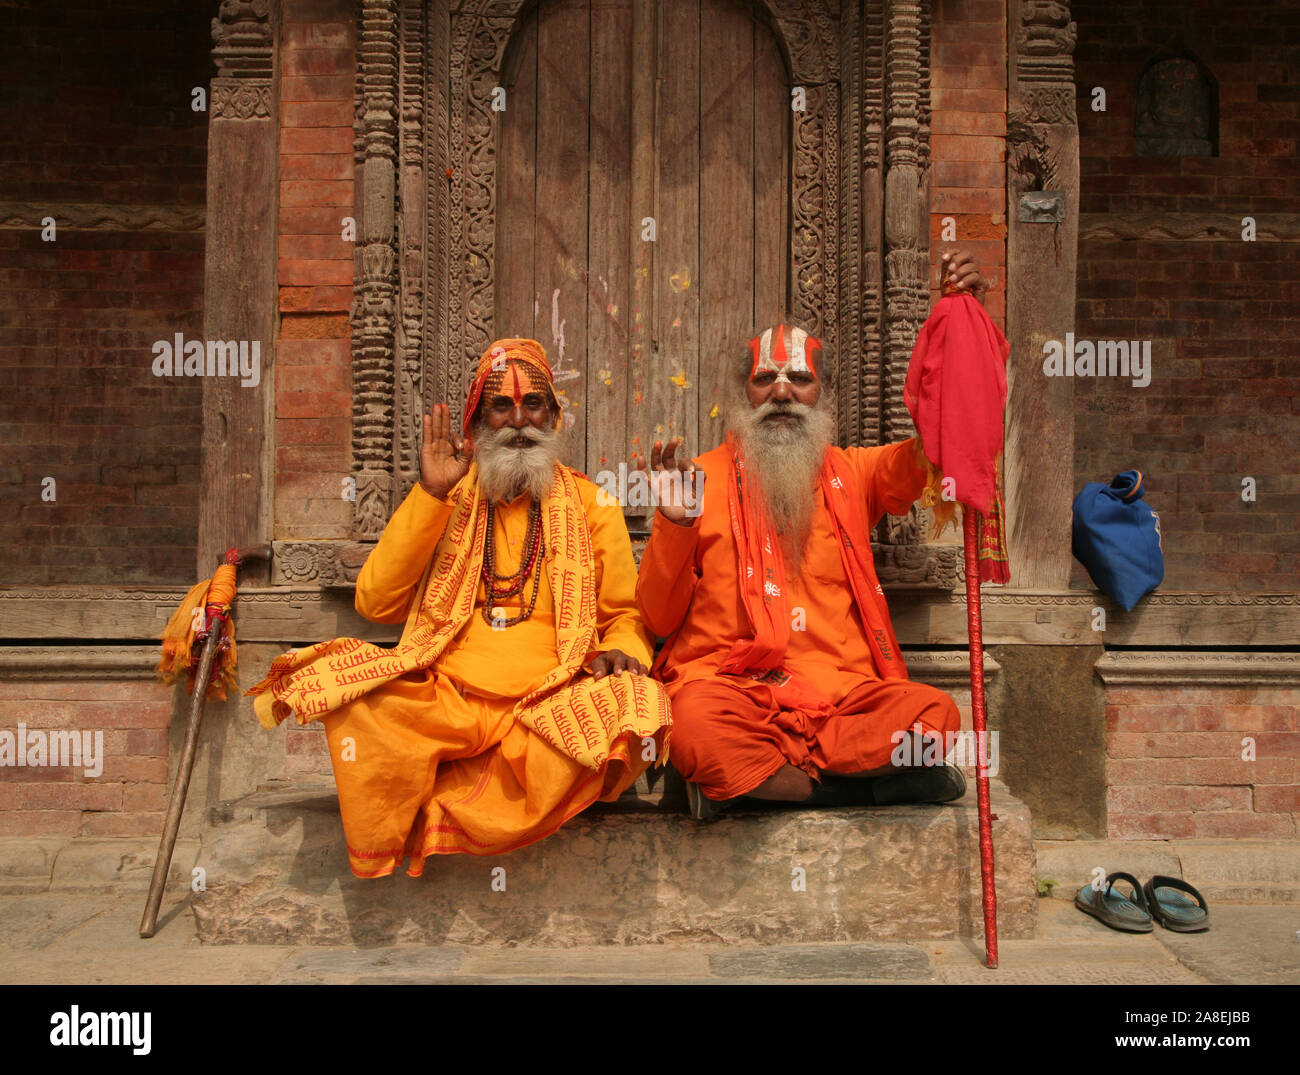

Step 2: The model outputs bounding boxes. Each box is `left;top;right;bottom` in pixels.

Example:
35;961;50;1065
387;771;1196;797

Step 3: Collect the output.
271;945;466;984
0;837;64;893
707;942;932;980
192;778;1038;946
1151;906;1300;985
49;838;200;891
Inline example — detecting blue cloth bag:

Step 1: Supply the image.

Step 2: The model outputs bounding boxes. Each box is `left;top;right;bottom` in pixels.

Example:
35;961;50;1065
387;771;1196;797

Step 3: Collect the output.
1072;470;1164;611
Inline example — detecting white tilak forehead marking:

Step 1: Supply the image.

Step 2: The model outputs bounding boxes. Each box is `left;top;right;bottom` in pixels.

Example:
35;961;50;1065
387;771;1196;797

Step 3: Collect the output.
752;326;815;381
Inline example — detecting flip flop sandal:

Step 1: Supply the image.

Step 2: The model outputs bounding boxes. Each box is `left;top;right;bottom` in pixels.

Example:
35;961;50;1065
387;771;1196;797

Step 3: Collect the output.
1143;875;1210;933
1074;871;1154;933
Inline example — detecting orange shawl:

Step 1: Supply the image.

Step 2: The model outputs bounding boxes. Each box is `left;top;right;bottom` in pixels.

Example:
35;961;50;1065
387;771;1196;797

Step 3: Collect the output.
719;436;908;682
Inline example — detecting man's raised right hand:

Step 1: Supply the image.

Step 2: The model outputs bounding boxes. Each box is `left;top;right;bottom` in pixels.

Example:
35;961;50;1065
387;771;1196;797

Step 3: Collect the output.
631;437;705;525
419;403;472;500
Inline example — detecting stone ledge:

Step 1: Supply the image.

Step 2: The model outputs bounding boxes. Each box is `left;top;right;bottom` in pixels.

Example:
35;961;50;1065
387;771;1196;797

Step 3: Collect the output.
190;778;1037;946
1094;651;1300;687
0;836;200;894
1036;839;1300;904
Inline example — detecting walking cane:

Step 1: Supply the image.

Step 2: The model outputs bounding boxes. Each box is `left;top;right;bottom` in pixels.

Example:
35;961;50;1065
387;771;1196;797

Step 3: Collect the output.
140;543;270;938
962;510;998;969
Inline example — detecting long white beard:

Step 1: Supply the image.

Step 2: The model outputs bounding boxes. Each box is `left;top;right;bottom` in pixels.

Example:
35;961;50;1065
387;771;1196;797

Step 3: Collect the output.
474;422;560;503
729;398;834;569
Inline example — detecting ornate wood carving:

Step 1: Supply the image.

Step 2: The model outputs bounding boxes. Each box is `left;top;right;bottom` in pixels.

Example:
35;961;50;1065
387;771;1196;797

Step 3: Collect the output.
1004;0;1078;592
874;543;960;589
1080;212;1300;243
351;0;401;539
878;0;931;547
200;0;276;583
0;646;166;681
1013;0;1077;126
272;541;372;586
1095;651;1300;687
210;0;273;119
0;203;206;231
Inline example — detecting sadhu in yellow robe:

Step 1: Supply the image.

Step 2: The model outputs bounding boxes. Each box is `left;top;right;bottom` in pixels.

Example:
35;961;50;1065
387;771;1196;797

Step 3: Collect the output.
247;463;671;878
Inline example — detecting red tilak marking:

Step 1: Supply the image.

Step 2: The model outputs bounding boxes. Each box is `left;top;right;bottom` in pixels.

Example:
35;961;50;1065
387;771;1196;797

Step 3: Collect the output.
773;323;789;367
748;336;762;380
510;364;524;405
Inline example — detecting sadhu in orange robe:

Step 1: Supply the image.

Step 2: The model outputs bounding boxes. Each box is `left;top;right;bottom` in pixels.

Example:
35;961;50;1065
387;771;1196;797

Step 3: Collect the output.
637;435;961;803
248;345;670;878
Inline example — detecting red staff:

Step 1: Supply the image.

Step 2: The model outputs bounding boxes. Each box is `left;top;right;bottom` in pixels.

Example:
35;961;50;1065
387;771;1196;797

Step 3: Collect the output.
905;260;1010;968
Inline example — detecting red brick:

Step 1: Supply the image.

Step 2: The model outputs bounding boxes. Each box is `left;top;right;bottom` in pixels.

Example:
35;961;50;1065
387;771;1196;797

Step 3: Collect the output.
278;258;354;286
277;417;351;446
280;313;350;339
282;23;352;50
279;285;353;313
931;110;1006;137
275;444;351;473
1108;812;1196;840
281;100;355;128
280;180;354;208
1191;812;1295;839
931;189;1005;215
22;782;122;811
278;361;349;396
281;75;354;103
930;135;1005;163
79;812;164;837
0;810;81;836
280;128;354;156
277;389;352;421
1254;785;1300;812
281;48;354;77
278;338;350;367
280;153;355;182
279;206;355;235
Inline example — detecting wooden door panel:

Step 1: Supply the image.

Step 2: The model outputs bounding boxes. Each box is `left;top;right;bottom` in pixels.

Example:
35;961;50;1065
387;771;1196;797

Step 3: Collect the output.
586;0;634;473
699;0;758;451
496;0;786;478
649;0;702;464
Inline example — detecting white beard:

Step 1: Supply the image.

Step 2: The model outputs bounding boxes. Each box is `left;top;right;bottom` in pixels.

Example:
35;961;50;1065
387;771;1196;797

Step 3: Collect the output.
474;422;560;503
729;398;834;569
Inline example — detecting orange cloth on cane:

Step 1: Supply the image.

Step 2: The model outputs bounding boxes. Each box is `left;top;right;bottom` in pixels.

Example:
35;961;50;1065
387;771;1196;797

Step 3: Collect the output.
637;438;961;800
156;562;238;701
246;463;670;877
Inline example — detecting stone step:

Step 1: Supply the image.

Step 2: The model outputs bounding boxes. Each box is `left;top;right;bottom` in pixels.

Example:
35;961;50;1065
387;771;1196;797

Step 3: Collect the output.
192;776;1038;946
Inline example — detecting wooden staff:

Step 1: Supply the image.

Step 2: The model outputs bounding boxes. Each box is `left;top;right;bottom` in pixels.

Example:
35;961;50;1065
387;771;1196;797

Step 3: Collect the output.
139;544;269;939
962;511;998;968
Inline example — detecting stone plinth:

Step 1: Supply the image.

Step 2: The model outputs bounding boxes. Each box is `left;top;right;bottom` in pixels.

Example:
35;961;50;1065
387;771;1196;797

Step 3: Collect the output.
192;779;1037;946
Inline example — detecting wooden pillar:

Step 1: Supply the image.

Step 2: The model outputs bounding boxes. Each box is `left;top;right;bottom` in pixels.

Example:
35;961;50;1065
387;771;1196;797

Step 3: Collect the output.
198;0;278;583
1004;0;1078;590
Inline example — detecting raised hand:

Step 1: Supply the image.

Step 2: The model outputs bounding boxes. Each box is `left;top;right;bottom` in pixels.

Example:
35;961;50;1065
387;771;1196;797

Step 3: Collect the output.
419;403;472;500
631;437;705;525
940;249;988;304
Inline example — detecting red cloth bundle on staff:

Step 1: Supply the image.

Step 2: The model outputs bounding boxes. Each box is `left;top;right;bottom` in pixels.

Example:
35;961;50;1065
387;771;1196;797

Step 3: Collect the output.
904;290;1011;584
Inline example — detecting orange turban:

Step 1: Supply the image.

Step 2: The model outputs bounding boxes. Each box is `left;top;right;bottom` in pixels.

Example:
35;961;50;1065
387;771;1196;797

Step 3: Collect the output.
463;338;562;440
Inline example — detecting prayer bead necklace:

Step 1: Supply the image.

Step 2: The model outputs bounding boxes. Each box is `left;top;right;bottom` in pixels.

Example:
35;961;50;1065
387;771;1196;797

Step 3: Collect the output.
480;498;544;627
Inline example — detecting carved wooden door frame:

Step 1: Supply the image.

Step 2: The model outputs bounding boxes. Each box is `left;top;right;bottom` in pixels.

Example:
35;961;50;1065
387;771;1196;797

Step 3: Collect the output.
274;0;953;588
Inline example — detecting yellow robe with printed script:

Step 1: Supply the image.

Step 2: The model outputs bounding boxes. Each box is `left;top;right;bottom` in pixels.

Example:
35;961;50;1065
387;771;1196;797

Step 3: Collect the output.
303;479;666;878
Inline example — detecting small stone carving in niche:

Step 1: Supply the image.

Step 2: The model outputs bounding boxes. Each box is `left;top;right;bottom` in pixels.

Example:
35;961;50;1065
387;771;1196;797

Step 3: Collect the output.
1135;54;1217;157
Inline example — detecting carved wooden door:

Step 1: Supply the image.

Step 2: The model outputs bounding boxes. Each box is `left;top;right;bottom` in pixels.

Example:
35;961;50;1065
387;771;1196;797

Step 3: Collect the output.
495;0;790;485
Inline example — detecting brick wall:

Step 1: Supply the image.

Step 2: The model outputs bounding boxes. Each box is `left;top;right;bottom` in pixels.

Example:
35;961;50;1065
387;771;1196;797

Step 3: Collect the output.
276;0;357;542
1106;685;1299;839
1072;0;1300;592
0;679;169;838
930;0;1007;328
0;0;210;585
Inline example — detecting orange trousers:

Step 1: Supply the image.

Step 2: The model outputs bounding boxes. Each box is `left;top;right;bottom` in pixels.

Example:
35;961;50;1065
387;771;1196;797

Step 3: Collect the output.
321;667;654;877
667;675;961;801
